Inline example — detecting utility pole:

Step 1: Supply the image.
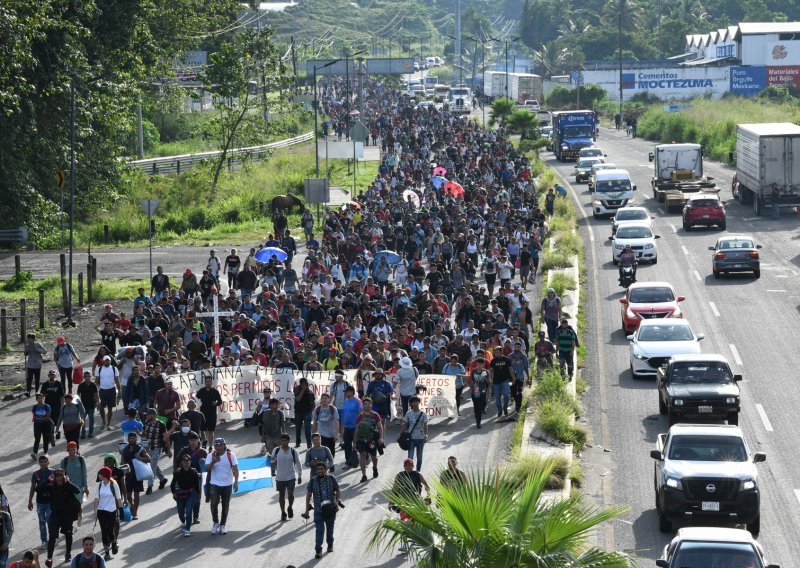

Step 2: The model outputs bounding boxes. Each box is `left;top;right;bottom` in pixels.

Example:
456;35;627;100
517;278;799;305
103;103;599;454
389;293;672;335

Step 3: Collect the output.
290;36;299;94
455;0;462;84
67;78;76;323
618;12;624;127
136;104;144;159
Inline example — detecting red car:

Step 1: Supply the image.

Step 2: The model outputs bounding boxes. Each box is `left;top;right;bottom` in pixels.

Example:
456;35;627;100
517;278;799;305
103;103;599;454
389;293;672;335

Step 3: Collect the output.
619;282;685;333
682;194;726;230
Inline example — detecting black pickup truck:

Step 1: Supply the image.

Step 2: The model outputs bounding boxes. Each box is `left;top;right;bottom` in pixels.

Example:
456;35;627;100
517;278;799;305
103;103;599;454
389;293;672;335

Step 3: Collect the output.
657;354;741;426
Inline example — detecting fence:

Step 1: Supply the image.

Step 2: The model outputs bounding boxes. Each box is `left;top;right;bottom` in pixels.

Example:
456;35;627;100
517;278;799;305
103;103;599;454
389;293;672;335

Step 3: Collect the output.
127;132;314;176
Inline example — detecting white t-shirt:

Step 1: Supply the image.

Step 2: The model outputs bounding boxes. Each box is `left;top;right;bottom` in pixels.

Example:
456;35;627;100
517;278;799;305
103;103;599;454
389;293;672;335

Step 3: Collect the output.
205;450;238;486
96;480;120;512
96;365;118;390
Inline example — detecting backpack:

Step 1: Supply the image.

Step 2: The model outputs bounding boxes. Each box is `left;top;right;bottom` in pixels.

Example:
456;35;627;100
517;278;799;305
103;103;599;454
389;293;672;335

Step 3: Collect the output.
71;553;101;568
314;406;335;420
370;384;388;404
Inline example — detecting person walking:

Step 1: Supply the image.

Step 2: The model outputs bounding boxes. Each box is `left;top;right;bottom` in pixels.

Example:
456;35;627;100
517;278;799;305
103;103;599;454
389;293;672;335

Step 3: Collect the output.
95;356;120;431
41;468;80;567
28;454;53;550
509;342;529;413
170;454;201;537
355;398;384;483
489;346;512;418
194;376;222;450
259;398;286;457
400;396;428;472
40;371;64;442
57;395;85;450
554;317;580;379
53;337;79;395
304;434;334;472
120;432;150;520
293;378;315;449
98;454;126;555
142;409;169;495
8;550;39;568
441;355;466;416
0;507;14;568
93;468;122;561
204;438;239;535
76;371;98;439
311;394;339;468
340;386;362;468
30;393;53;461
67;536;106;568
24;333;47;398
468;358;490;429
303;462;341;560
271;434;302;522
393;357;419;417
59;443;88;521
540;288;562;343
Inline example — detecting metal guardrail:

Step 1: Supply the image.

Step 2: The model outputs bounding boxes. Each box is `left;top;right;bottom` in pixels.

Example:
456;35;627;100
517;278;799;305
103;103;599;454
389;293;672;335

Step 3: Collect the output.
126;132;314;175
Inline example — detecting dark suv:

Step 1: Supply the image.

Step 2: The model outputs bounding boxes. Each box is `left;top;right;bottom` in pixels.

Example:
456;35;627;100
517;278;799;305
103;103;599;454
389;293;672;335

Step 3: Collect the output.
657;354;741;426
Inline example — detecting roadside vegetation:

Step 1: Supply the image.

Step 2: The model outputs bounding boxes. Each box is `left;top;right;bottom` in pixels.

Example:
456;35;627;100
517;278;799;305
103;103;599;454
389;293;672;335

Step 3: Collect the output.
0;272;147;309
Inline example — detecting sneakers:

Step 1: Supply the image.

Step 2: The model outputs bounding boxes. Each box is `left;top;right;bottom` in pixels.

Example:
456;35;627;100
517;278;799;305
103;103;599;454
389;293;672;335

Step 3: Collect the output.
315;552;322;559
211;522;219;535
497;411;502;418
112;542;118;555
503;409;509;416
41;541;47;550
327;545;333;553
104;551;112;561
64;554;71;564
281;512;288;522
360;474;367;483
287;505;294;519
45;560;53;568
373;466;379;478
183;529;190;537
260;445;267;456
218;524;227;535
30;452;37;461
192;519;200;525
329;465;335;472
145;487;153;495
159;478;168;490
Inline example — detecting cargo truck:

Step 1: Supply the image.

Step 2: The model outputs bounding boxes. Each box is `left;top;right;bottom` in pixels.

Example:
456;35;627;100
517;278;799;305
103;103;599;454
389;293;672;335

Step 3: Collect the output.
648;143;717;213
483;71;543;103
551;110;597;161
731;123;800;216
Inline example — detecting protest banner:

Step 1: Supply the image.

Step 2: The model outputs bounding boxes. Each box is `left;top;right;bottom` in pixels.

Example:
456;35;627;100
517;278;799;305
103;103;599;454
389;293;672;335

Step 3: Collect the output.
416;374;457;418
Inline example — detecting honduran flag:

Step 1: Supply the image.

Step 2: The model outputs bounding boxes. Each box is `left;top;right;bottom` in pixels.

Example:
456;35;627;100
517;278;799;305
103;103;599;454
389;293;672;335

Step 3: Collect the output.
202;456;273;494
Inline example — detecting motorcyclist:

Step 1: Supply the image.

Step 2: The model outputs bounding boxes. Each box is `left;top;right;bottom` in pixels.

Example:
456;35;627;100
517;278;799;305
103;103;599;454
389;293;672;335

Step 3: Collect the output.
618;244;638;282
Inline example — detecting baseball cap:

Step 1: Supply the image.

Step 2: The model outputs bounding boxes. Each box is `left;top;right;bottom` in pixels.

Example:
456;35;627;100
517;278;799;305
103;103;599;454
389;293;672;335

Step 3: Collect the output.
67;441;77;449
214;437;226;446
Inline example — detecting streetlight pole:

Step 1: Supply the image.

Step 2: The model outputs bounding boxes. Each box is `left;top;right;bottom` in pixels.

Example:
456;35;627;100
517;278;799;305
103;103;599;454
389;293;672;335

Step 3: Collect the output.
67;78;76;323
618;12;624;128
314;59;341;177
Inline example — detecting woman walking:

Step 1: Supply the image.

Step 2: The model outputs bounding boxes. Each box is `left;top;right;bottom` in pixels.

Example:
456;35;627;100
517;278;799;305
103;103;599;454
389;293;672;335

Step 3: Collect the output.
31;393;53;461
93;467;122;561
170;454;200;537
467;358;490;429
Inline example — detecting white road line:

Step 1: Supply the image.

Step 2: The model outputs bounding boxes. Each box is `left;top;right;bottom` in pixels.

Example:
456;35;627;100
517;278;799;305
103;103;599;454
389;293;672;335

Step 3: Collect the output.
729;344;743;366
669;224;677;234
589;232;595;242
681;245;689;255
767;289;786;292
709;302;720;317
794;489;800;506
693;270;701;281
755;403;774;432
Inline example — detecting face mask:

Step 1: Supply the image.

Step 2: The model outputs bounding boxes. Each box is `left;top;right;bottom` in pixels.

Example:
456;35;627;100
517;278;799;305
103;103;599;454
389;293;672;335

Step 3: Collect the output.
181;427;190;434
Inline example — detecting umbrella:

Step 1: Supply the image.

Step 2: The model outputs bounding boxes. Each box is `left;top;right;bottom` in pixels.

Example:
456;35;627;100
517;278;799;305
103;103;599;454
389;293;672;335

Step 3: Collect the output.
349;110;360;116
431;176;448;189
444;181;465;199
402;189;420;208
374;250;402;265
255;247;287;262
349;200;362;210
433;166;447;176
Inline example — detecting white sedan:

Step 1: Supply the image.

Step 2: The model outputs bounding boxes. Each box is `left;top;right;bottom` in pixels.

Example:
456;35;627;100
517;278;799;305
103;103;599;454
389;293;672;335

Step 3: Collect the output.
611;206;653;235
612;223;660;264
628;319;704;379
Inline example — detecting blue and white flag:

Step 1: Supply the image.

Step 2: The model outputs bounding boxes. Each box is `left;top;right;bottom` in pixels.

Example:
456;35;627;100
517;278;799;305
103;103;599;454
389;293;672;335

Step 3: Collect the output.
202;456;273;495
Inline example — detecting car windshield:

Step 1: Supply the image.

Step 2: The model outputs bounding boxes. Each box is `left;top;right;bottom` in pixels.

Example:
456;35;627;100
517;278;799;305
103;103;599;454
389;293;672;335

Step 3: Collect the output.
564;125;595;138
616;226;652;239
719;239;755;250
673;542;762;567
629;287;675;303
637;324;694;342
580;148;602;157
596;180;632;194
690;199;719;207
616;209;648;222
670;363;734;384
577;160;598;168
668;435;748;462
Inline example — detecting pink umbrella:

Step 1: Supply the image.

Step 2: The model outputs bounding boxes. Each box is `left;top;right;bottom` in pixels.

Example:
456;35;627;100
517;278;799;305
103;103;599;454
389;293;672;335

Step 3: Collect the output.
444;181;464;199
433;166;447;176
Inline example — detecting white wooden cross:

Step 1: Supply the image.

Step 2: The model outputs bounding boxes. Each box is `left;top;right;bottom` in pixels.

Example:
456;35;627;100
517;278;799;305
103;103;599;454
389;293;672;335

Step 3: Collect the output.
194;286;235;356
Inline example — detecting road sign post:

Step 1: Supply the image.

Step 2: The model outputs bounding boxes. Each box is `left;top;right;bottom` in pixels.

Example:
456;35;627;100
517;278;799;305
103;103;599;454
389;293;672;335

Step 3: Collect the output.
139;199;160;286
349;122;369;194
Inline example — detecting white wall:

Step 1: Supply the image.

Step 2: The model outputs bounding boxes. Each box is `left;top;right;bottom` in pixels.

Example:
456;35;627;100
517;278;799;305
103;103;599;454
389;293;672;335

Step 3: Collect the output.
582;66;731;101
740;34;780;66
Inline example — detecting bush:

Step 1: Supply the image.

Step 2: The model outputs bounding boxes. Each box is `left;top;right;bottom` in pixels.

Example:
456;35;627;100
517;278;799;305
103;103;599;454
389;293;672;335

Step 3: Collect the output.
555;231;581;257
535;399;587;446
187;208;211;230
518;138;549;154
548;271;576;298
2;271;33;292
507;454;571;489
540;251;573;271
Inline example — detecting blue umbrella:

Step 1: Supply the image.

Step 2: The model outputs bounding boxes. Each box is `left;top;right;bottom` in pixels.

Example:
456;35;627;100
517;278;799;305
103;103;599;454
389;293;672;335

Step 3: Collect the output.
255;247;287;262
374;250;402;265
431;176;448;189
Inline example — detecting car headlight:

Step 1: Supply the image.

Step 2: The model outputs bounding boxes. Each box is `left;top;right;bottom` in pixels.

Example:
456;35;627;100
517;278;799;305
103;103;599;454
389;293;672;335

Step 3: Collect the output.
674;399;684;406
726;397;738;405
615;244;624;250
561;145;568;150
740;479;756;491
666;476;683;490
644;243;655;249
633;353;648;360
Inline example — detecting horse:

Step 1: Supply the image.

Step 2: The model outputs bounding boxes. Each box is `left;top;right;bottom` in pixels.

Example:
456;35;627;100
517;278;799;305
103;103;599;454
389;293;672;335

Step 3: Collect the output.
270;194;304;215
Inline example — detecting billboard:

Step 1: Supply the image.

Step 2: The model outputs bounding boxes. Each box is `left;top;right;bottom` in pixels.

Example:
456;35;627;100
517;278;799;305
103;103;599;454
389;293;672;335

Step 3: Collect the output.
583;67;729;100
317;141;364;159
766;41;800;66
366;58;415;75
767;65;800;88
730;66;767;96
306;59;351;76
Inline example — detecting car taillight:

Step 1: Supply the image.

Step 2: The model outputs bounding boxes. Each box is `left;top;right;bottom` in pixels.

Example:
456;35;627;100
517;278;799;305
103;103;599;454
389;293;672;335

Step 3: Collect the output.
715;252;725;259
749;251;759;259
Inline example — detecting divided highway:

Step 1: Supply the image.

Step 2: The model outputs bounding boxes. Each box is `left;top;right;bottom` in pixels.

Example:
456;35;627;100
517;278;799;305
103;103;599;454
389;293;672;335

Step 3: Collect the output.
545;126;800;564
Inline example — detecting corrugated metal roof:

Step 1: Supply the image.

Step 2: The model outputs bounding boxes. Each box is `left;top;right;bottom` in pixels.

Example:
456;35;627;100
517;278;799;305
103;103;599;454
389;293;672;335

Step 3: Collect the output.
680;55;734;66
735;22;800;37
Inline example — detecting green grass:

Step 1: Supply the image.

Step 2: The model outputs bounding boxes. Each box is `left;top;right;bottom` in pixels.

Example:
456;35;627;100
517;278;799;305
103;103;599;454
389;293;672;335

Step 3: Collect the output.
507;453;571;490
637;97;800;163
540;251;573;271
547;271;576;299
535;399;588;447
509;392;531;460
570;462;584;488
0;276;148;308
0;383;24;393
555;230;582;257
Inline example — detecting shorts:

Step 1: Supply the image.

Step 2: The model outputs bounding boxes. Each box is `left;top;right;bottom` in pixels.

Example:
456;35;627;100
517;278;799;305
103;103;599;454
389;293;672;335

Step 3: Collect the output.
356;440;377;455
201;412;217;432
100;388;117;407
275;479;296;493
125;473;144;494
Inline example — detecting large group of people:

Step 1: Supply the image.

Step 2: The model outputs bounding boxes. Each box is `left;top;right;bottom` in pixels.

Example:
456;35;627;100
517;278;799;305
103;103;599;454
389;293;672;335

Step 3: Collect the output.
5;72;582;566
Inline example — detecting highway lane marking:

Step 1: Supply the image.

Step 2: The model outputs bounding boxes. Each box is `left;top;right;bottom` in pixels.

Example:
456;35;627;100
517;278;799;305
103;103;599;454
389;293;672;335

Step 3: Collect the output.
755;403;774;432
669;224;677;234
767;289;786;292
693;270;702;281
729;344;743;366
708;302;720;317
794;489;800;505
681;245;689;255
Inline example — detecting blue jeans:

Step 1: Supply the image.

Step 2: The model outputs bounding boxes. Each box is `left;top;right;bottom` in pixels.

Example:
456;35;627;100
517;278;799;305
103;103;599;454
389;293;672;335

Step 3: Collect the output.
0;548;7;568
295;412;312;448
82;407;96;436
37;502;52;542
148;447;166;488
545;318;559;343
176;492;196;531
492;381;511;414
313;510;335;552
407;438;425;472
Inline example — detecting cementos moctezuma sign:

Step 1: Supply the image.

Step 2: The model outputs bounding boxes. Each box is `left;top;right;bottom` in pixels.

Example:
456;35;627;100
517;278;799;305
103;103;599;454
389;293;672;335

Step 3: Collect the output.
623;71;714;90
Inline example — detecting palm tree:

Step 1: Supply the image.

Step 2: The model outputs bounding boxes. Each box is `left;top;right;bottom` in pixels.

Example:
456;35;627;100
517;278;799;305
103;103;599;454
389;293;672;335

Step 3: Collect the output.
367;461;634;567
507;109;539;140
489;97;515;128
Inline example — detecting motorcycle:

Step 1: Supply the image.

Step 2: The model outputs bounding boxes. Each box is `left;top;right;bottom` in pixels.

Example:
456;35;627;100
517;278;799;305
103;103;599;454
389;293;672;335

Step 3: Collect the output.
619;265;636;288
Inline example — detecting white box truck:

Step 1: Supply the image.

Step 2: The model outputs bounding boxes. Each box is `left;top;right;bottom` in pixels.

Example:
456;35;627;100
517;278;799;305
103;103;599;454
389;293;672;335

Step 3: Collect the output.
733;123;800;215
483;72;542;103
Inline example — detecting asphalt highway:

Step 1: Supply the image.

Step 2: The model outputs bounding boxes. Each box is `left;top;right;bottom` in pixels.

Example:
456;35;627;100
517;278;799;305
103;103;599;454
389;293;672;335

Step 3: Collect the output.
545;126;800;565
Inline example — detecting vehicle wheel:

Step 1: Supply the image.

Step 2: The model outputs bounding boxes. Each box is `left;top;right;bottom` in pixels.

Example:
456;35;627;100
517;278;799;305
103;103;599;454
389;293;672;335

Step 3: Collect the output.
753;269;760;279
630;364;640;380
658;507;672;533
682;218;690;230
719;221;726;231
622;318;627;333
713;269;720;279
652;256;658;264
658;395;667;415
727;412;739;426
753;195;763;216
667;412;677;426
747;516;760;537
612;257;618;265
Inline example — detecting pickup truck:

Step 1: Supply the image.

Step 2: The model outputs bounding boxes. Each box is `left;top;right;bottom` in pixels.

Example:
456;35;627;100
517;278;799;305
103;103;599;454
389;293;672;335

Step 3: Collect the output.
651;424;764;535
657;527;779;568
657;354;741;426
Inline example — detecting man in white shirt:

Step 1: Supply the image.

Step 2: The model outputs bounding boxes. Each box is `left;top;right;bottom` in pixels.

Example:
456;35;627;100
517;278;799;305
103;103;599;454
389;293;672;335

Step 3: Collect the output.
95;356;120;430
204;438;239;535
271;434;302;522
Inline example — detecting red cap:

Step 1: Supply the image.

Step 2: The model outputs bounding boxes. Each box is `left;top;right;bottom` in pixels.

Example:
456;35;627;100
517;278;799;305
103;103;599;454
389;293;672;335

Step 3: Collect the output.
403;458;414;466
98;467;113;479
67;441;77;449
56;336;65;345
